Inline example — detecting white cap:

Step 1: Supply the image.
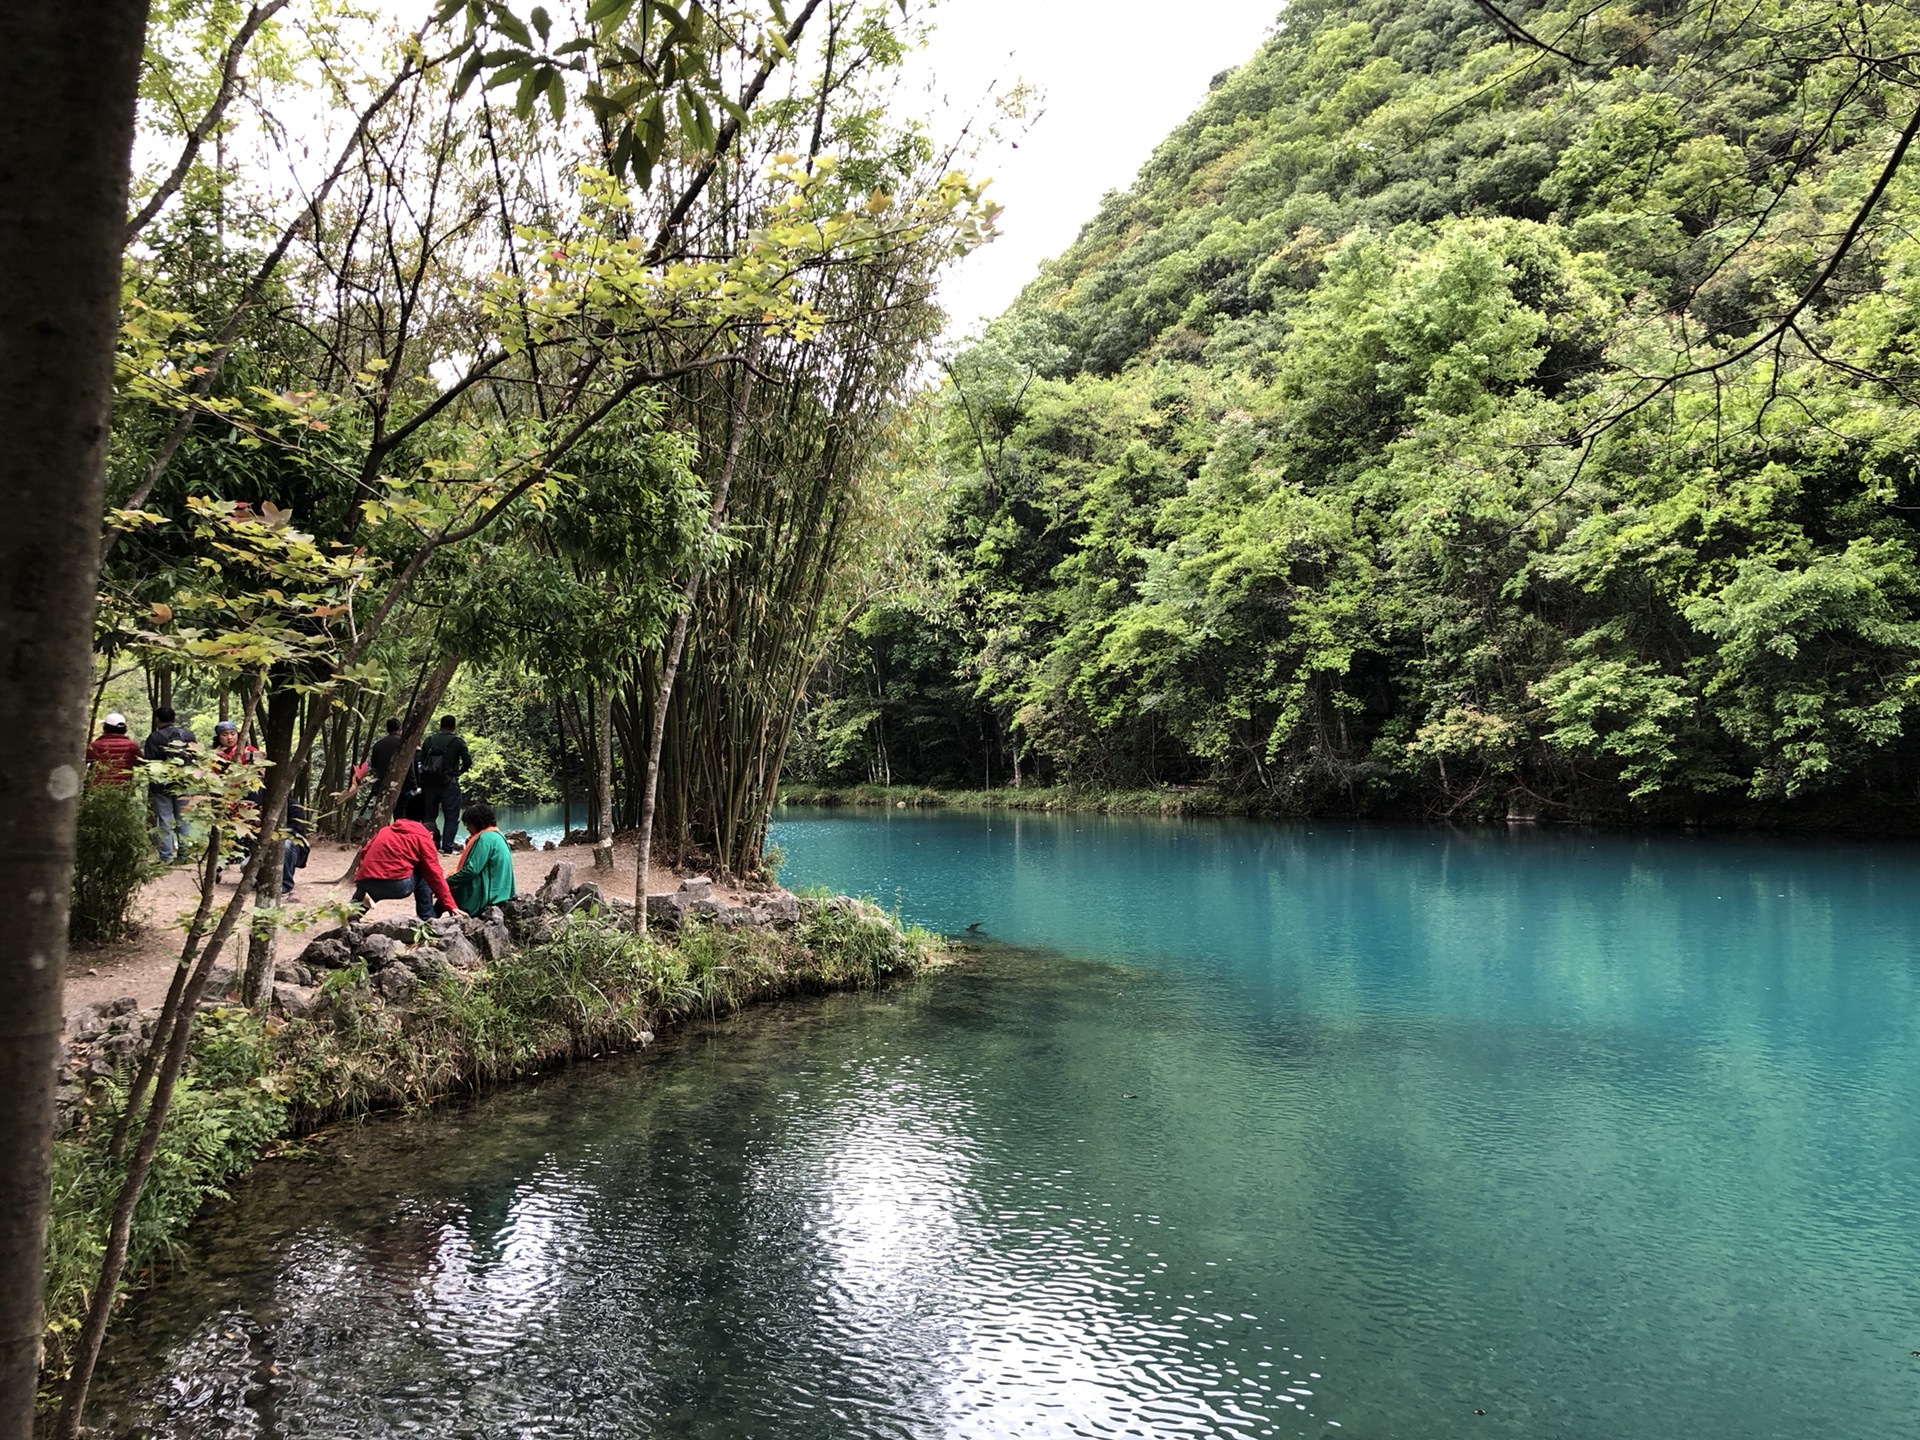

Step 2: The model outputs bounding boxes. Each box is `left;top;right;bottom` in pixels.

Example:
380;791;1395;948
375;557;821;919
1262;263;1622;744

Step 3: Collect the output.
104;712;127;728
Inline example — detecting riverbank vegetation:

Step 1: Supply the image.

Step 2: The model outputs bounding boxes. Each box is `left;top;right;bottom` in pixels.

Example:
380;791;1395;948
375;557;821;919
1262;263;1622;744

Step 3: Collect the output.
43;901;936;1391
786;0;1920;830
779;782;1246;816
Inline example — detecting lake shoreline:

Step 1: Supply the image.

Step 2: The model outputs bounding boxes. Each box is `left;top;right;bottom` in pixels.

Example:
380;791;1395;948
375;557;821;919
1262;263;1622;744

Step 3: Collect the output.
777;781;1920;835
44;895;945;1412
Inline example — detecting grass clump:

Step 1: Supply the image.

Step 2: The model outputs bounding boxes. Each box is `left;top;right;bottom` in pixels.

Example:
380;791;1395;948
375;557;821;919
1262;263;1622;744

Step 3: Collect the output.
275;899;940;1120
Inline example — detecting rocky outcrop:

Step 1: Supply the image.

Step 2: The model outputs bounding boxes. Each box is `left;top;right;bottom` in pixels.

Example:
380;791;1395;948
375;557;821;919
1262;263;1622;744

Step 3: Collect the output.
56;997;152;1134
645;875;801;931
502;829;535;851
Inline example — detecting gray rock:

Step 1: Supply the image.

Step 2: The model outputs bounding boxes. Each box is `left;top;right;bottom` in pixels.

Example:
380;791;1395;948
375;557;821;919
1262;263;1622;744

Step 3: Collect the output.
542;840;556;851
403;950;449;982
503;829;534;851
355;933;397;968
298;936;353;971
100;1031;143;1060
203;963;238;997
677;876;714;899
535;862;577;907
475;908;513;962
274;961;317;987
272;982;321;1020
365;917;429;943
438;931;483;970
103;995;139;1017
377;965;418;1004
747;895;801;927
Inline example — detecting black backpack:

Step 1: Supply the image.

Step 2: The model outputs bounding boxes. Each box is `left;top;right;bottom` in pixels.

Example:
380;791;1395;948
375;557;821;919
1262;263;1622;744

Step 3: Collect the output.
416;745;449;787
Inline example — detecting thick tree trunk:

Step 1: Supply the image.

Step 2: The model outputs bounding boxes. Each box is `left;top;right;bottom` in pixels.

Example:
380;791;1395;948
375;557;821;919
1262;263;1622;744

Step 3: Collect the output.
593;686;615;870
0;5;148;1431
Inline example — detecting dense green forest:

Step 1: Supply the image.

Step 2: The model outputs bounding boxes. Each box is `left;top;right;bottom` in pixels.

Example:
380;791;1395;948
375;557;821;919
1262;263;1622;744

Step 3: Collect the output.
793;0;1920;825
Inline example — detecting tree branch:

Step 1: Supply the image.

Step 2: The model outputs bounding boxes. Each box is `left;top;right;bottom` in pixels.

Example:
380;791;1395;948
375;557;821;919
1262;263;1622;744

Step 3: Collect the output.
126;0;293;243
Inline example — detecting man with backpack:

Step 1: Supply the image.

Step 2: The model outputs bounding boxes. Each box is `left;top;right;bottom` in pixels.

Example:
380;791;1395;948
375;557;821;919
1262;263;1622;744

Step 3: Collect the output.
416;714;472;854
141;705;196;861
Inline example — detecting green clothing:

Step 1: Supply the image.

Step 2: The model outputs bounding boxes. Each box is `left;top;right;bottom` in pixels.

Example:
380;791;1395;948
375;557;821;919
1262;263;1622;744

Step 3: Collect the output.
449;827;516;913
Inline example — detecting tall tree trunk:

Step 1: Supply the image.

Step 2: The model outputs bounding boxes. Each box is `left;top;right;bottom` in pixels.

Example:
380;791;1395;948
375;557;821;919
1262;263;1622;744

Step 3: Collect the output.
241;685;299;1006
636;348;759;929
0;5;148;1431
593;685;615;870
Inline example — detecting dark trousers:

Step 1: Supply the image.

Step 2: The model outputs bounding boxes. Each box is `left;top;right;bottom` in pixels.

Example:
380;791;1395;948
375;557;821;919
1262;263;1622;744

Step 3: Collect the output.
351;870;438;920
427;785;462;852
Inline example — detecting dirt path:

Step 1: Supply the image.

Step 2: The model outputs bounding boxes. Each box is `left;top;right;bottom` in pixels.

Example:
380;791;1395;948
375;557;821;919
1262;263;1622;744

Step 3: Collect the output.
63;836;725;1020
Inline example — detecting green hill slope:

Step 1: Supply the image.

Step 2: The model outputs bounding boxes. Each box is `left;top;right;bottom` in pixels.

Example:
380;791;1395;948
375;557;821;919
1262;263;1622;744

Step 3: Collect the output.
795;0;1920;825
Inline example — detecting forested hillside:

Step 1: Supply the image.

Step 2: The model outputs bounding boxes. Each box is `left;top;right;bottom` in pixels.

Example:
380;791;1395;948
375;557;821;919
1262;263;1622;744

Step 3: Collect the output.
795;0;1920;824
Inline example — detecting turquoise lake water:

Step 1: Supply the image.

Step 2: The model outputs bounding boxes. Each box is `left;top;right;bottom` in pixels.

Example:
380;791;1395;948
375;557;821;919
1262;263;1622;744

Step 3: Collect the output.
94;811;1920;1437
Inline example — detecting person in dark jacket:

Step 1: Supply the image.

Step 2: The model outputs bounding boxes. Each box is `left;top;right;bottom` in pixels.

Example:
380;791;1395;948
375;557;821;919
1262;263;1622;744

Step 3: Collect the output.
86;713;143;785
367;715;406;791
142;706;196;862
416;714;473;854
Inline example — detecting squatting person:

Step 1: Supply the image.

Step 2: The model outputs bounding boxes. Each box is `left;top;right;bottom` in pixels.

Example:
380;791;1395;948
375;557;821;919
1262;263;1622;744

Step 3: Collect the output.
350;797;461;920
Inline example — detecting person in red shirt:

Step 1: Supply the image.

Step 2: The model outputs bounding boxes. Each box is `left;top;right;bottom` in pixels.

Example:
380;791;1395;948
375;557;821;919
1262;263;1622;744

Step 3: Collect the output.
350;797;460;920
85;713;143;785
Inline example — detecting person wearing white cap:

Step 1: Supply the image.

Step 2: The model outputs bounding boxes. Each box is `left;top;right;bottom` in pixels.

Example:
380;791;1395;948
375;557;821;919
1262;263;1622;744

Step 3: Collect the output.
86;712;143;785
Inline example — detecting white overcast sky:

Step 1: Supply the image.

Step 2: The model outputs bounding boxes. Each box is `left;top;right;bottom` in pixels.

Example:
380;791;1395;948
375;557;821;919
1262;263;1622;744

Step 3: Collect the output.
903;1;1282;334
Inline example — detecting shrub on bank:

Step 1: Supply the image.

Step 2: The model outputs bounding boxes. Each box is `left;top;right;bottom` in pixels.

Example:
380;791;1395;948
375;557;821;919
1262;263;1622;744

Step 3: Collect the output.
71;780;164;942
777;782;1244;816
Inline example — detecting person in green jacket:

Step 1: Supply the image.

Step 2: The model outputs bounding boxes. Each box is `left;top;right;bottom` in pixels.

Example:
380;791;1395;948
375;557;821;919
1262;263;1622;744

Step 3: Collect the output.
448;801;517;914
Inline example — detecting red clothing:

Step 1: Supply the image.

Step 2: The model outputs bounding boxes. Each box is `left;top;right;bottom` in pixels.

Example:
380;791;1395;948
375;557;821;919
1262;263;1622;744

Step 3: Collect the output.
356;819;458;914
86;734;143;784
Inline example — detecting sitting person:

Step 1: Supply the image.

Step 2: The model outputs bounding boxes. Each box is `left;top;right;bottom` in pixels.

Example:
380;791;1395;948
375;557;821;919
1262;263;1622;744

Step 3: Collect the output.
448;801;517;914
350;797;460;920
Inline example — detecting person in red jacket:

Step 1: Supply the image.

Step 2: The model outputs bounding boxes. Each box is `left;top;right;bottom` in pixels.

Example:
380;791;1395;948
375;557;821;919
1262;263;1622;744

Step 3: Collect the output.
350;799;461;920
85;713;143;784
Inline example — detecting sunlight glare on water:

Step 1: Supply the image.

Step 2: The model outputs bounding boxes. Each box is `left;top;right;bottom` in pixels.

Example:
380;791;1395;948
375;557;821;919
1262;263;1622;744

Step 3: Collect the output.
93;811;1920;1438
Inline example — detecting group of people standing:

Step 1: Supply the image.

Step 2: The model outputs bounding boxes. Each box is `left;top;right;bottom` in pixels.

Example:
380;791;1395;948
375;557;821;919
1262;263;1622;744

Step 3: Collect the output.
85;707;272;866
367;714;472;854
